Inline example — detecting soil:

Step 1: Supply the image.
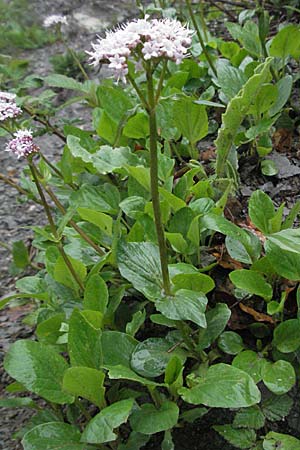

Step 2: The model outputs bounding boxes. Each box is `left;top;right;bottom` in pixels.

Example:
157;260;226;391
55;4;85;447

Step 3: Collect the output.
1;1;300;450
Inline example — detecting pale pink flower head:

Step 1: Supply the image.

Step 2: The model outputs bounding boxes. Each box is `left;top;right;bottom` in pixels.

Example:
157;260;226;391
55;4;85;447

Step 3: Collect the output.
43;14;68;28
0;92;17;102
5;129;40;159
0;91;22;122
87;17;193;82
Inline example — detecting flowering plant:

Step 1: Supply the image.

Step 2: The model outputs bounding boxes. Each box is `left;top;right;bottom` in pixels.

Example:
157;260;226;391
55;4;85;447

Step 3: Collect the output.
1;2;300;450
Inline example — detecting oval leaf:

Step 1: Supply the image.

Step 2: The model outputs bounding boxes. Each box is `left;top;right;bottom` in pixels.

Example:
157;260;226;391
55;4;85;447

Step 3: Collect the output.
4;340;73;404
179;363;260;408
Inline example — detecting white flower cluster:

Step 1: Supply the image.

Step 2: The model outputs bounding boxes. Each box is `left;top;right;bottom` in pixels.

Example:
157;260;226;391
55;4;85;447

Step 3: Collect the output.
88;17;193;82
43;14;68;28
0;91;22;122
5;129;40;159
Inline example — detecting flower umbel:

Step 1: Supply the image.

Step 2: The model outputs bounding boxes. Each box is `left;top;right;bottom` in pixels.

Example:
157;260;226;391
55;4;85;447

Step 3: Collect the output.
0;91;22;122
5;129;40;159
87;17;193;81
43;14;68;28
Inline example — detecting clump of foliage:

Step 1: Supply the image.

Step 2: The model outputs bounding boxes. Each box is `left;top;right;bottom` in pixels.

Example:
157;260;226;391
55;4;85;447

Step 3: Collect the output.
1;1;300;450
0;0;55;50
50;51;90;81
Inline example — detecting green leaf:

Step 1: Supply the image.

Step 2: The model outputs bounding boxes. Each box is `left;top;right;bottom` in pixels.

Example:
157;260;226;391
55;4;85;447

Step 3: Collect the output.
102;331;137;368
4;340;73;404
265;241;300;280
273;319;300;353
84;274;108;313
53;254;86;292
180;407;208;423
36;313;65;345
159;188;186;212
130;401;179;435
105;364;161;387
215;57;272;177
70;183;119;214
261;160;278;177
229;270;273;301
172;273;215;294
126;310;146;337
214;425;256;449
120;196;146;219
162;430;174;450
198;303;231;350
249;83;278;116
269;24;300;59
180;363;261;408
22;422;85;450
68;309;102;369
97;84;133;123
45;74;87;92
173;96;208;144
225;236;252;264
12;240;29;269
131;337;185;378
233;351;267;383
216;60;248;100
117;242;163;300
269;75;293;116
77;208;112;236
63;367;105;408
67;136;139;175
262;360;295;395
248;190;275;234
218;332;244;355
263;432;300;450
262;394;293;422
81;399;134;444
267;228;300;254
164;356;183;388
282;201;300;230
125;166;150;191
233;406;265;429
123;112;149;139
156;289;207;328
165;232;188;254
201;214;255;260
226;21;262;57
118;432;150;450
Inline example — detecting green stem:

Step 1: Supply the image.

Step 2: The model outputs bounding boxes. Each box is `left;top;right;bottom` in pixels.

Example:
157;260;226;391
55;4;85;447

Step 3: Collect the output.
0;172;41;200
185;0;217;77
58;29;89;81
67;46;89;81
75;398;92;421
29;161;84;291
146;64;171;295
23;106;66;142
155;60;168;103
42;183;104;257
40;153;78;190
127;73;149;112
177;321;198;357
148;386;163;408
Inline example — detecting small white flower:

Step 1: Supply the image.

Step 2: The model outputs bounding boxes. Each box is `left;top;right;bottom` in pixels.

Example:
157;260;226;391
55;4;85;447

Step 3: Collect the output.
0;91;17;102
0;92;22;122
5;129;40;159
87;17;193;81
43;15;68;28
